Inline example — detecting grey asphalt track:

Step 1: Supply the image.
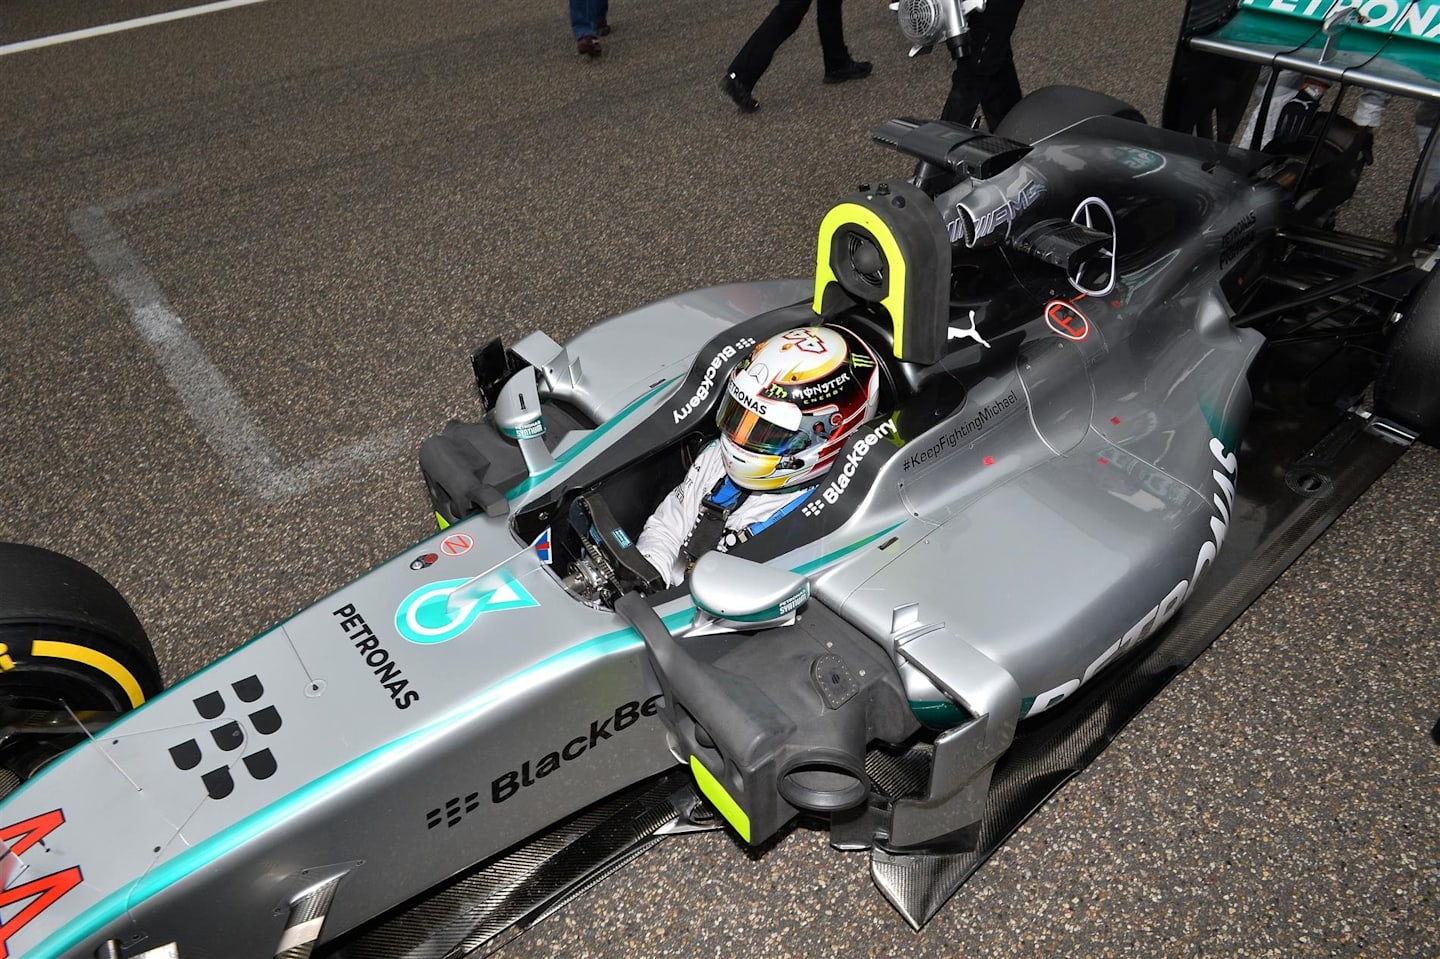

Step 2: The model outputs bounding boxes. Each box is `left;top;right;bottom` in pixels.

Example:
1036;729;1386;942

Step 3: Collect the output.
2;1;1436;956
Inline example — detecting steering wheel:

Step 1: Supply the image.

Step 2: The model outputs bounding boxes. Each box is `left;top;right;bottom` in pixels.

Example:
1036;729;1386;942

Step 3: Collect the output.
567;492;665;599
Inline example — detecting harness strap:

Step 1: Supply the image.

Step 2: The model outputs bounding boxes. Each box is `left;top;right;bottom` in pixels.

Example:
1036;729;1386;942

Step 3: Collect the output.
680;477;749;569
747;487;811;533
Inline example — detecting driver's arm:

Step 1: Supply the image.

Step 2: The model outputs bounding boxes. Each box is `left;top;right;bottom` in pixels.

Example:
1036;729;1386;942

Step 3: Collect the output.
637;443;719;588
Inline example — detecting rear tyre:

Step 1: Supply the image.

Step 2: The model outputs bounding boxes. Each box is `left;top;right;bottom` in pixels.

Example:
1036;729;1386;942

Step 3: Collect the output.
1375;271;1440;446
994;85;1146;143
0;543;163;784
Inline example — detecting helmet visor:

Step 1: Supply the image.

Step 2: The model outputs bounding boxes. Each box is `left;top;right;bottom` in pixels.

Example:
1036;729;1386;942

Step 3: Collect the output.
717;394;813;456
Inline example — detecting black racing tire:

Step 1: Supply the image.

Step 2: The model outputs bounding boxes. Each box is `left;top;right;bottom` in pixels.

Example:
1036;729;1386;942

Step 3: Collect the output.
1375;270;1440;447
995;85;1147;144
0;543;163;779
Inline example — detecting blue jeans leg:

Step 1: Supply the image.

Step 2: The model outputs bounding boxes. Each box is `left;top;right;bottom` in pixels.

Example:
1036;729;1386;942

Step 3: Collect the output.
570;0;599;40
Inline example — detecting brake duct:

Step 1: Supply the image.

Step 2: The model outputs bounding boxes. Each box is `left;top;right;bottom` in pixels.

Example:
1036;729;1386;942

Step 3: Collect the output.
616;588;920;846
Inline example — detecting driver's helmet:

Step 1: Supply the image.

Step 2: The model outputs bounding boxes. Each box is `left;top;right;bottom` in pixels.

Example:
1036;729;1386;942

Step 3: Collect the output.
715;325;881;491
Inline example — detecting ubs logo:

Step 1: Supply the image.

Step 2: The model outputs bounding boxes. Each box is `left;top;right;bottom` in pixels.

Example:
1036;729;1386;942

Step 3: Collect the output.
167;674;281;800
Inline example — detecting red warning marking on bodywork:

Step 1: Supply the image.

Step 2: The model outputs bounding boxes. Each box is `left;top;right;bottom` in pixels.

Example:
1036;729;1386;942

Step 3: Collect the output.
1045;300;1090;341
440;534;473;557
0;809;82;956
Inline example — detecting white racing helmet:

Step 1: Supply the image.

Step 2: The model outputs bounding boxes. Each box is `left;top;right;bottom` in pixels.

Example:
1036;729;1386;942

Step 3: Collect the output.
715;326;881;491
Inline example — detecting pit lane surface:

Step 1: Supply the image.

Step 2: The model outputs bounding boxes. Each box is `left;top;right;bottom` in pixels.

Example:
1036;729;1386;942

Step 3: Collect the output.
2;1;1436;956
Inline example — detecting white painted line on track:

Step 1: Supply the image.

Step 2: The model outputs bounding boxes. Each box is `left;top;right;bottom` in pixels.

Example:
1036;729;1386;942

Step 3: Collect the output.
69;190;410;502
1;0;273;56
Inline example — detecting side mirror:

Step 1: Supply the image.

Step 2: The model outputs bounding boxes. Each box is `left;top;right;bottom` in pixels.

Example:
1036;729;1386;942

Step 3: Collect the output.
492;367;556;476
689;553;809;631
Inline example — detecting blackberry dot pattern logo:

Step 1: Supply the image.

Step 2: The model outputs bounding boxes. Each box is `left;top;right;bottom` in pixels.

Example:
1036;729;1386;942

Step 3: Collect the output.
426;792;481;829
168;674;282;800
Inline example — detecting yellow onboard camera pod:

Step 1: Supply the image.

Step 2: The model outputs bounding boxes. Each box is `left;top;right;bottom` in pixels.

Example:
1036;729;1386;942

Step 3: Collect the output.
813;179;951;366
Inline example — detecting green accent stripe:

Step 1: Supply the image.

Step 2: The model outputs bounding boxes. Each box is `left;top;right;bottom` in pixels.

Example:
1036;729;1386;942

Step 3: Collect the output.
790;522;903;575
909;699;969;729
31;519;901;957
1197;396;1240;456
504;378;676;500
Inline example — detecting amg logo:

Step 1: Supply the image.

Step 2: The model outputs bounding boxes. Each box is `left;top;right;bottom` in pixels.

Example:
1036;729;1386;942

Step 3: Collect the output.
953;180;1042;245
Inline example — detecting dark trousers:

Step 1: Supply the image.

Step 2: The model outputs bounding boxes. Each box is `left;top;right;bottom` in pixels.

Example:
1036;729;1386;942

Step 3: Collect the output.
569;0;610;40
727;0;851;89
941;0;1025;129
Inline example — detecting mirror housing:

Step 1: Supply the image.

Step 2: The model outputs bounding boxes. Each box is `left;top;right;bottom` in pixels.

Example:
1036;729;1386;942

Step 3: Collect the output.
492;367;556;475
689;553;809;630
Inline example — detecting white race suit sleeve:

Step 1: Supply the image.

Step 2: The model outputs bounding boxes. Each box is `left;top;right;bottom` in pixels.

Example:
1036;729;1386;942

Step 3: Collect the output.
636;442;724;587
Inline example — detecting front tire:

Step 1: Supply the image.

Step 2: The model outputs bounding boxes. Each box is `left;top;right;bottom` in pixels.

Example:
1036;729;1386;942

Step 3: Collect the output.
0;543;163;782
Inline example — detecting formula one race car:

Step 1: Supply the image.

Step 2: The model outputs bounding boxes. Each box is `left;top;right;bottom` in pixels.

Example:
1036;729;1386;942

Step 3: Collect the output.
2;2;1439;957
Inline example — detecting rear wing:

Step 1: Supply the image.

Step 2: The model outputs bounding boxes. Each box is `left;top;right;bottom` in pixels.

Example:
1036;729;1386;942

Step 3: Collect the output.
1163;1;1440;250
1186;0;1440;101
1166;0;1440;138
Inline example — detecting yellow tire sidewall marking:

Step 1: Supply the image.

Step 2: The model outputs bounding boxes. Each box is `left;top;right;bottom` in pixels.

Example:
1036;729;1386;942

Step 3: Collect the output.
28;639;146;709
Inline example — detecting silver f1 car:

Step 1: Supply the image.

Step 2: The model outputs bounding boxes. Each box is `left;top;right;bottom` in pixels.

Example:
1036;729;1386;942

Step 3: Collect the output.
2;2;1439;956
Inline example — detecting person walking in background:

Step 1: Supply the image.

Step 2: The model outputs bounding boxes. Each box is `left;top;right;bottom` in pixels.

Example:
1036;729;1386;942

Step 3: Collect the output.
571;0;611;57
721;0;871;114
941;0;1024;129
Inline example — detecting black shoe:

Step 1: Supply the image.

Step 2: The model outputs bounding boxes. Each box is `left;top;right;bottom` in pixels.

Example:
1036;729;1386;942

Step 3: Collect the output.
823;60;872;84
577;34;601;57
721;73;759;113
597;19;611;36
